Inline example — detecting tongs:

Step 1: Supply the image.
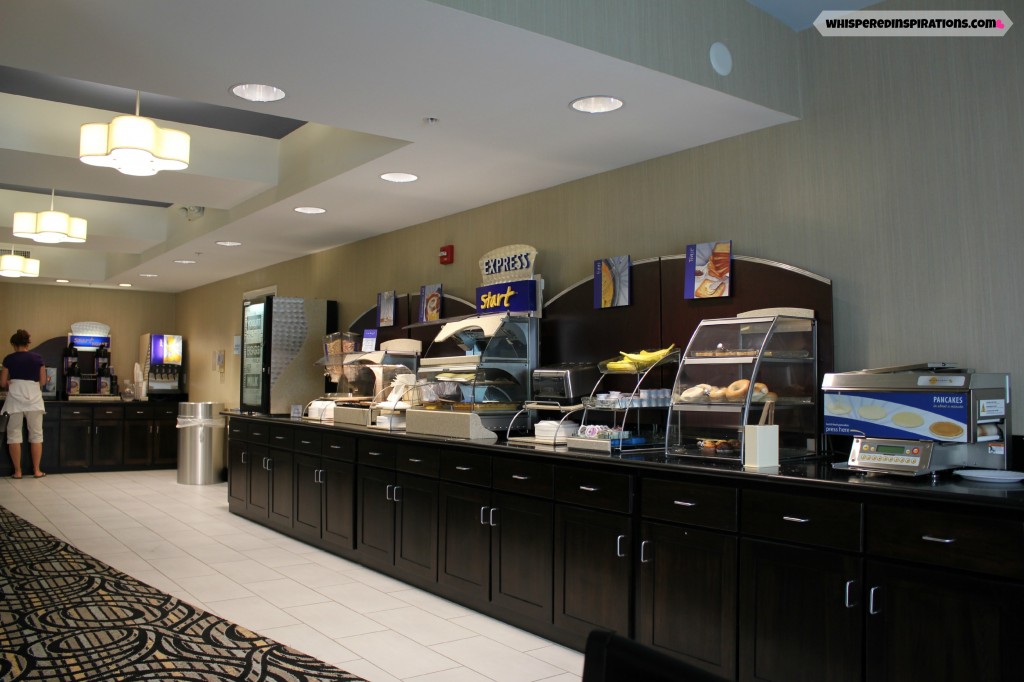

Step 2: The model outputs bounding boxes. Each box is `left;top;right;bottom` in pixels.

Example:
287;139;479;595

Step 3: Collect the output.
758;395;777;426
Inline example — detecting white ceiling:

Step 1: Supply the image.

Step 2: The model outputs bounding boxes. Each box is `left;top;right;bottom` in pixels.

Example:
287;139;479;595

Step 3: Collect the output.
0;0;874;293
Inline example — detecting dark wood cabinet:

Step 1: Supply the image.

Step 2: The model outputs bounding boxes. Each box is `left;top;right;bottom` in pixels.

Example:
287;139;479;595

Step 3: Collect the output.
356;441;439;582
227;437;248;510
865;560;1024;682
294;446;357;554
637;521;737;680
151;403;180;467
738;538;863;682
58;405;92;468
123;406;154;466
246;444;271;518
438;481;492;601
268;446;293;528
491;490;553;621
554;504;633;640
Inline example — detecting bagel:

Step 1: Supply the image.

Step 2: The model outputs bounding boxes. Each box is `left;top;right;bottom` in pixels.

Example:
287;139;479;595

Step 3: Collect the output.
725;379;750;401
751;382;770;401
708;386;727;402
680;384;711;403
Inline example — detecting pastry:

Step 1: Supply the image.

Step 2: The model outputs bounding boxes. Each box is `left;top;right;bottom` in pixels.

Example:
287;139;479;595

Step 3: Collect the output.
708;386;727;402
725;379;750;401
707;242;731;279
750;382;770;401
680;384;712;402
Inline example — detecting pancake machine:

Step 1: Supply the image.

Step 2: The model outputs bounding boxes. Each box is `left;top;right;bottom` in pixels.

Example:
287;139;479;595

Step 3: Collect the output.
822;364;1011;477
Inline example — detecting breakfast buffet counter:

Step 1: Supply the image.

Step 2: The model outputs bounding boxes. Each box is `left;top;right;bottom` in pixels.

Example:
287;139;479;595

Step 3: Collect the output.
226;411;1024;681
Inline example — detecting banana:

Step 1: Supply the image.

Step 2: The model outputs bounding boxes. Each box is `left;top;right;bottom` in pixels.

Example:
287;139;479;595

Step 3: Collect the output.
619;343;675;364
605;359;638;372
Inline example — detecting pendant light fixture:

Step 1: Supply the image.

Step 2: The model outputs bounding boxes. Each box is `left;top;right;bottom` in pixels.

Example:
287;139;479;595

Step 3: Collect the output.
80;91;190;176
0;249;40;278
13;190;87;244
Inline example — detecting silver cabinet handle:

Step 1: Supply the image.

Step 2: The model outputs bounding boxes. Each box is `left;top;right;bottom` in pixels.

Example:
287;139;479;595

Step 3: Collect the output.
580;485;599;492
329;444;342;450
408;458;422;463
393;485;402;503
615;534;627;558
844;580;857;608
266;457;273;471
673;500;697;507
640;540;651;564
480;506;489;525
782;516;811;523
455;466;472;471
149;424;153;434
385;484;394;501
241;450;247;464
922;535;956;544
274;435;286;441
367;450;382;457
512;474;530;480
489;508;498;527
300;439;312;445
869;586;881;615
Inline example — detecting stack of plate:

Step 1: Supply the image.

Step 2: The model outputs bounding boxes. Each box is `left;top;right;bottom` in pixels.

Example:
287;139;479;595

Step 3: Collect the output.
534;420;578;443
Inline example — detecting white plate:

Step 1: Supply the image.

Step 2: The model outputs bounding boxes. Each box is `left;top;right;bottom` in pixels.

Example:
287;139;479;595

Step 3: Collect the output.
954;469;1024;483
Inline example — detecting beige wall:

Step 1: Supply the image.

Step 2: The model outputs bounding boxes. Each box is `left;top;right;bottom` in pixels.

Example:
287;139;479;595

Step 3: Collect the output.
179;0;1024;431
0;282;177;381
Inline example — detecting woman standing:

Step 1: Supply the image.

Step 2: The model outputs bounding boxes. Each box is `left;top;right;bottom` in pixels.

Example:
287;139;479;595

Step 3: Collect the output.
1;329;47;478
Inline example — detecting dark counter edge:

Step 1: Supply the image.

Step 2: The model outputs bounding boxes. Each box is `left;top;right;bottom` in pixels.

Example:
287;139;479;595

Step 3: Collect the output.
223;411;1024;512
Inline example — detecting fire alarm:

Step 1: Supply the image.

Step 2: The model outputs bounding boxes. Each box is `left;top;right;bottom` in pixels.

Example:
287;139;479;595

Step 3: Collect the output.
439;244;454;265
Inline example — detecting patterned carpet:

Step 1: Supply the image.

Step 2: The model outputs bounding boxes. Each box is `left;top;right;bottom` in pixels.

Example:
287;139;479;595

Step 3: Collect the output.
0;506;365;681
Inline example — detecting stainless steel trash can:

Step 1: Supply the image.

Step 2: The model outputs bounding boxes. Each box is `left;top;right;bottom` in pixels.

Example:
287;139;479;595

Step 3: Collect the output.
177;402;225;485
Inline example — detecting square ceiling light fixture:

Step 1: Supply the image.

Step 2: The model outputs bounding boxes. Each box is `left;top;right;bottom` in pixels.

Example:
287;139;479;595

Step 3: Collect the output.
13;190;87;244
80;91;190;176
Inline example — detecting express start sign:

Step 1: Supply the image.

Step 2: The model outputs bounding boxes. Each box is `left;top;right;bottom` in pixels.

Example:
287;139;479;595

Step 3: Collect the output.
476;280;537;313
478;244;537;285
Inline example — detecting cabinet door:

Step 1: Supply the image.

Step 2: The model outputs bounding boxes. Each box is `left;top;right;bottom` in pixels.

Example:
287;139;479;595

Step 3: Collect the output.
293;453;322;541
438;482;492;601
227;438;248;509
268;448;293;528
92;419;124;467
58;421;91;468
637;521;737;680
247;444;271;519
554;504;632;639
322;457;356;553
492;492;553;622
123;420;153;466
394;472;438;581
357;465;396;568
152;418;178;467
739;539;862;682
866;560;1024;682
41;414;60;469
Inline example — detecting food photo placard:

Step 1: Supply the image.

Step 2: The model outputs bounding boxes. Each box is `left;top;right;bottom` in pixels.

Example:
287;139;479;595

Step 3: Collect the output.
419;283;443;322
377;290;396;327
684;240;732;299
594;255;631;308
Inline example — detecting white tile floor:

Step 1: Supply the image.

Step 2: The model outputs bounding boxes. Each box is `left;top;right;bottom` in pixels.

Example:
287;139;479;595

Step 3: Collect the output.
0;470;583;682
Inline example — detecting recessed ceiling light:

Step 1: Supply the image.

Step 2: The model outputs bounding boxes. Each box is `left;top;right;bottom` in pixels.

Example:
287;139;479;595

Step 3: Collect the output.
570;95;624;114
119;283;132;287
139;273;158;278
56;279;69;283
380;172;418;183
231;83;286;102
174;259;197;265
216;241;242;247
294;206;326;215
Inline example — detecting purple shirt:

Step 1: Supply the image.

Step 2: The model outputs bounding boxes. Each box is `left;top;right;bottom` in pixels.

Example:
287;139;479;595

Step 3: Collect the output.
3;351;44;381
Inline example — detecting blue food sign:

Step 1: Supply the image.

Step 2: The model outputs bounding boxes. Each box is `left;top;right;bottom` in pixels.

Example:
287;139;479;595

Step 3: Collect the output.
476;279;537;314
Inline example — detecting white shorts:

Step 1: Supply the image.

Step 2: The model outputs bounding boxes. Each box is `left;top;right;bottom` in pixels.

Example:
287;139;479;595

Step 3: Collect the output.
6;410;44;444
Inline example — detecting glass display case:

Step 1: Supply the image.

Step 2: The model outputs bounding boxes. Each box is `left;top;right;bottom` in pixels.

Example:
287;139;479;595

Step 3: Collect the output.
665;314;819;461
407;313;538;439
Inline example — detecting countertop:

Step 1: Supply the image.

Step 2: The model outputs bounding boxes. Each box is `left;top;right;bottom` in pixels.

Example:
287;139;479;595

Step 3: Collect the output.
225;411;1024;511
